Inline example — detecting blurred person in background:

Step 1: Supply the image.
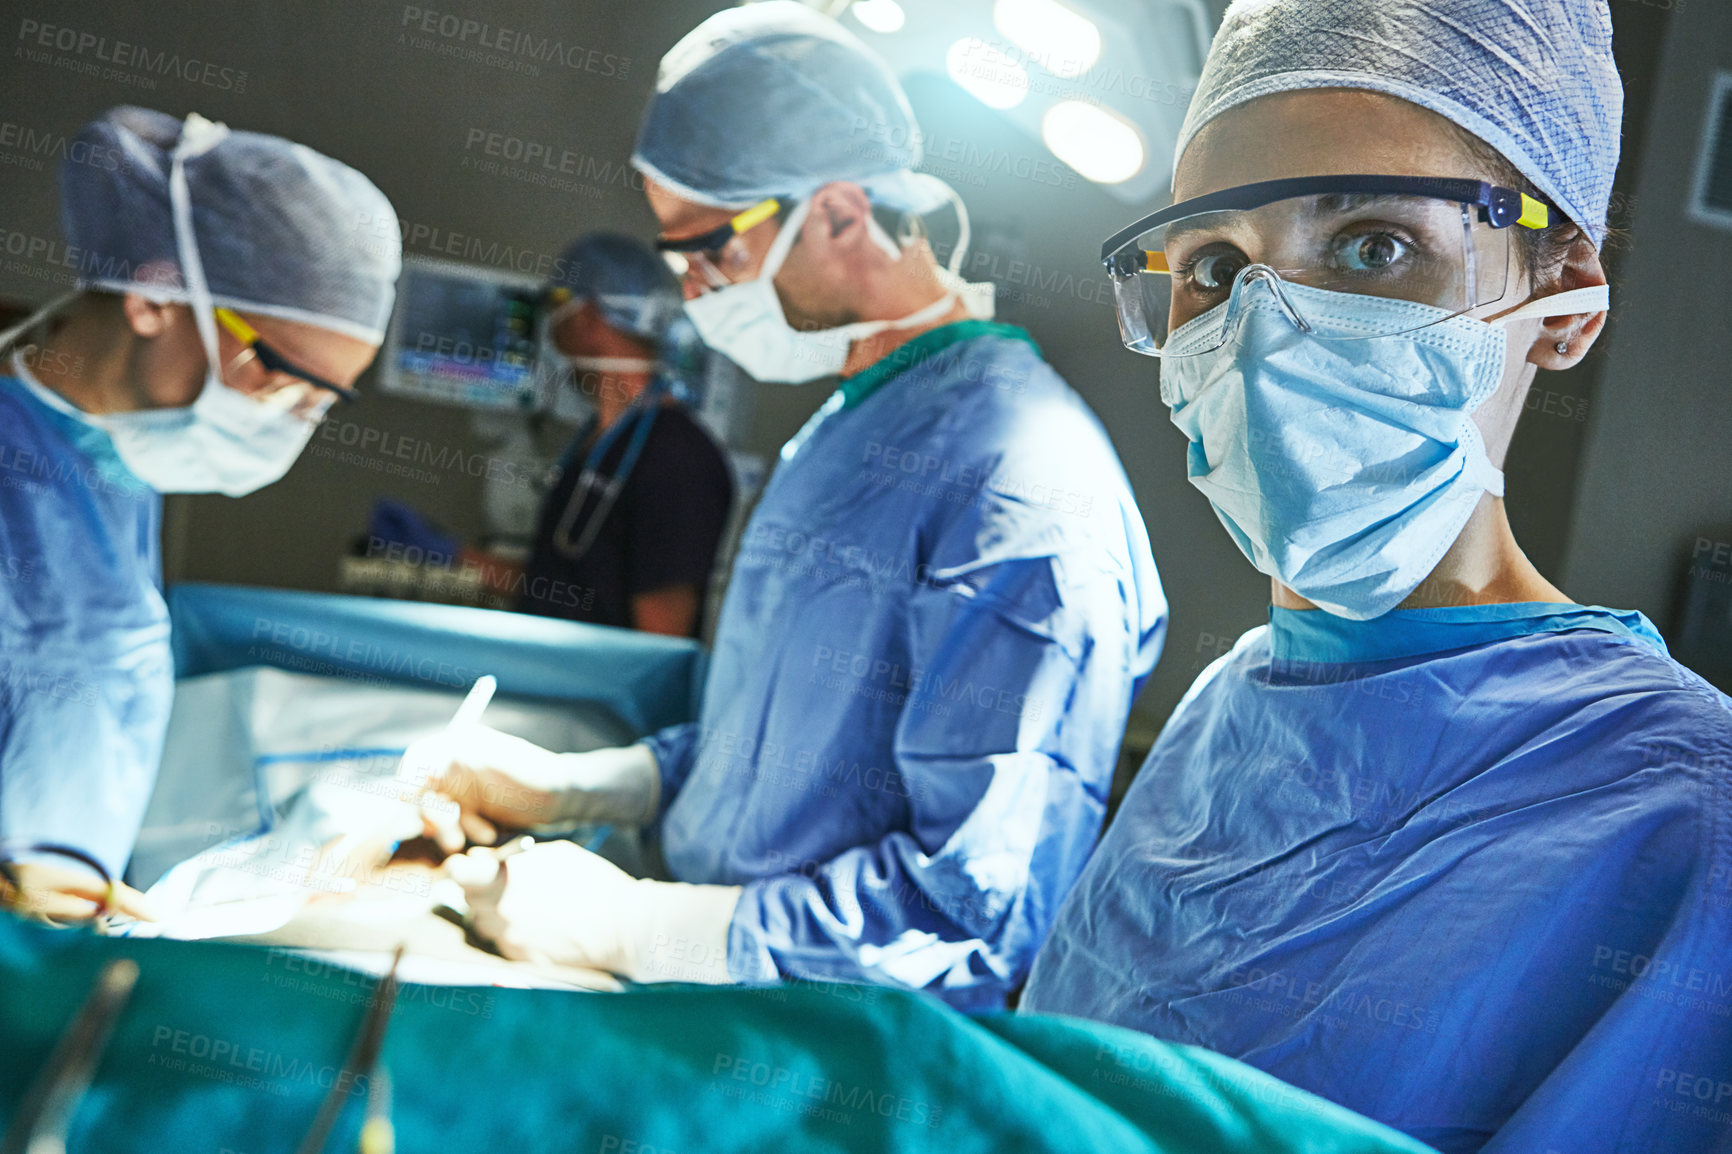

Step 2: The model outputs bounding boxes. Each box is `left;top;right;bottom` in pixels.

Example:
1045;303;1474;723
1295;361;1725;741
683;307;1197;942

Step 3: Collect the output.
520;232;732;638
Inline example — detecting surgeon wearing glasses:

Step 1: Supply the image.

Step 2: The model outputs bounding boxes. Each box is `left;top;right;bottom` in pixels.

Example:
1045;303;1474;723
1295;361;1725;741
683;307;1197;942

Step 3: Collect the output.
1021;1;1732;1151
411;2;1168;1008
0;106;399;910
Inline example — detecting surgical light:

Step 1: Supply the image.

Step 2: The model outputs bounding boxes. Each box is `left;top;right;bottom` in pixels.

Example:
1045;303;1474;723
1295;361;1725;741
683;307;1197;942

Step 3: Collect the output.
1041;101;1144;183
849;0;906;35
992;0;1101;79
945;37;1029;110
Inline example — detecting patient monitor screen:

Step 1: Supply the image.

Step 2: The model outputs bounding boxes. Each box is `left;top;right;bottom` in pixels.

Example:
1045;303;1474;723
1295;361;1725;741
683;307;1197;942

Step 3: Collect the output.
381;260;542;410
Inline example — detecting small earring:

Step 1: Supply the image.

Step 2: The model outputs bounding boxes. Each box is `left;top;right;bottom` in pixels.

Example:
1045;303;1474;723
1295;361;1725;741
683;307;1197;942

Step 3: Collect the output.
1554;341;1570;355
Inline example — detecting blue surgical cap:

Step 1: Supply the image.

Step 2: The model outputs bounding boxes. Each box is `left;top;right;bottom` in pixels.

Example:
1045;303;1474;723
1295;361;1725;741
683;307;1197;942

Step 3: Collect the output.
62;106;401;342
1177;0;1624;246
548;232;684;345
632;0;950;214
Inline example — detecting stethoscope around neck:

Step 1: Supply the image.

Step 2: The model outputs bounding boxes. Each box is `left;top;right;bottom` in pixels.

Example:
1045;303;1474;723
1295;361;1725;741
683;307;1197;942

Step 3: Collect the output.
548;378;668;561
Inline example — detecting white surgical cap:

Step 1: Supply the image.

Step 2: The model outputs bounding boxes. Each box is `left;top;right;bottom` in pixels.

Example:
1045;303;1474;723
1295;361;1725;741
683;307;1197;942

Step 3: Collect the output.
1176;0;1625;246
632;0;951;214
62;106;402;343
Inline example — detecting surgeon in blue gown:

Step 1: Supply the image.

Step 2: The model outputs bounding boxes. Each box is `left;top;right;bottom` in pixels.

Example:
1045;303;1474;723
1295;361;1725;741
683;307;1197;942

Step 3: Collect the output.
1020;2;1732;1152
420;3;1166;1009
0;107;398;907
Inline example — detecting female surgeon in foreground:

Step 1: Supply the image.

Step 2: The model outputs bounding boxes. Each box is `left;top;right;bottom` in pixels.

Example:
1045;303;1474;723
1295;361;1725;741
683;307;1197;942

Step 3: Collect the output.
1021;1;1732;1152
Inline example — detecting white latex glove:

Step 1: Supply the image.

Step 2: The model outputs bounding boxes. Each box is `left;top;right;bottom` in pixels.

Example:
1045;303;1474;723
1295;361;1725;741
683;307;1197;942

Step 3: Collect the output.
1;861;159;924
446;839;741;983
397;727;660;849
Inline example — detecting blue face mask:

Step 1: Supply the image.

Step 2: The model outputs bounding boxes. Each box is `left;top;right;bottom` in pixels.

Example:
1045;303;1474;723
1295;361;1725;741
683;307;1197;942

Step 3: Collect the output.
1162;274;1609;620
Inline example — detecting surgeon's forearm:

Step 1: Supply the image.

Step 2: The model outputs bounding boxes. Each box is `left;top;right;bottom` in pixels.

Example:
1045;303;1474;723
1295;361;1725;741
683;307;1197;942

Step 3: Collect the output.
631;586;701;637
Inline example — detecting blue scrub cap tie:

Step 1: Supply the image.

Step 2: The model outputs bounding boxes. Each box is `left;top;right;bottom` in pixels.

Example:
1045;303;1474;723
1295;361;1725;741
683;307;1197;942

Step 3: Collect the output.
1176;0;1624;247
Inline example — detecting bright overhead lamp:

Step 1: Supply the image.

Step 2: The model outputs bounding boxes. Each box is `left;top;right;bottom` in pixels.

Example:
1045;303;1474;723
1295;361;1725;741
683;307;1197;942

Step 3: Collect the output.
945;37;1030;110
993;0;1102;79
849;0;906;35
1041;100;1145;183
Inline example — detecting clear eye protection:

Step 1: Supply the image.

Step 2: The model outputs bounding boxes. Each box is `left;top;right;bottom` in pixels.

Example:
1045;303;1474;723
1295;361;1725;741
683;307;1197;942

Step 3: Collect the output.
656;197;786;295
1102;176;1556;358
214;308;354;420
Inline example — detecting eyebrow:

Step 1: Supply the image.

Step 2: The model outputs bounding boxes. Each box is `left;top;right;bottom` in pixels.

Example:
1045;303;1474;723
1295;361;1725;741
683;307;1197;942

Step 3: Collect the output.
1306;192;1426;216
1159;193;1437;249
1162;215;1244;249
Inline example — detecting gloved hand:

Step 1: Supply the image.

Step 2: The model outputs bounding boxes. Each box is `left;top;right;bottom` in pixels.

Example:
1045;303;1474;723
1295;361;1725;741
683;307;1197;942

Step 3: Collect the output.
446;839;741;983
397;726;660;849
0;861;159;924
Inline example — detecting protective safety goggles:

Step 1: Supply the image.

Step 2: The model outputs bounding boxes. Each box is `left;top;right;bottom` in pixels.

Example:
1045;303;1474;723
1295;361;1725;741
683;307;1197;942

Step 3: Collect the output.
214;307;359;419
656;197;787;291
1101;175;1555;358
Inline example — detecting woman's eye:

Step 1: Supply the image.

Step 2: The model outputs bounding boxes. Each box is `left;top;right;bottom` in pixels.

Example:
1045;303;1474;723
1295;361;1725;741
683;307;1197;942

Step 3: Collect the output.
1335;231;1409;272
1183;245;1248;291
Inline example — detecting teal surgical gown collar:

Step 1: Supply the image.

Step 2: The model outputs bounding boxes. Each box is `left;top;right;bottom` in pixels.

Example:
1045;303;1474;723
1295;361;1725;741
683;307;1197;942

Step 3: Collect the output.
1267;601;1668;665
837;320;1038;410
2;362;148;494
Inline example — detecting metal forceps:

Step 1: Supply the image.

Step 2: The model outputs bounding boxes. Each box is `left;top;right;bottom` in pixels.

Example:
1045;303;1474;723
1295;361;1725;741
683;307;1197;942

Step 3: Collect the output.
295;945;404;1154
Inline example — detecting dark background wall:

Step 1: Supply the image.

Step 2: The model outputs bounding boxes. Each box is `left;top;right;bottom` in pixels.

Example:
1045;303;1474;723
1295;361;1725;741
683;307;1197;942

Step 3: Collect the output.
1563;0;1732;630
0;0;1714;758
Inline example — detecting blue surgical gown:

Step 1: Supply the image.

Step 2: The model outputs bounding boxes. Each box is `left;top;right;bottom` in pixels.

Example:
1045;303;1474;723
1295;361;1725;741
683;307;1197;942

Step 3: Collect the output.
1022;602;1732;1153
0;372;173;878
644;321;1167;1010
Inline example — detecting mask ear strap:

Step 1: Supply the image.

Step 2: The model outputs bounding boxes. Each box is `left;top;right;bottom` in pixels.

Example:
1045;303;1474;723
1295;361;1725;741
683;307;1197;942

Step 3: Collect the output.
169;113;232;376
1462;437;1506;497
1495;284;1609;324
0;291;78;358
544;296;586;330
946;184;970;277
756;198;809;284
565;355;659;374
864;214;903;263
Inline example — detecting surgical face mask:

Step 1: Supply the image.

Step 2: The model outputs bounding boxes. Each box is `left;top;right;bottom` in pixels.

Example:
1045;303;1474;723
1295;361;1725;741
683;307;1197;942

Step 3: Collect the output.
0;301;318;501
1163;271;1609;619
548;355;659;424
100;115;319;496
682;199;956;384
94;380;318;496
539;319;660;423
